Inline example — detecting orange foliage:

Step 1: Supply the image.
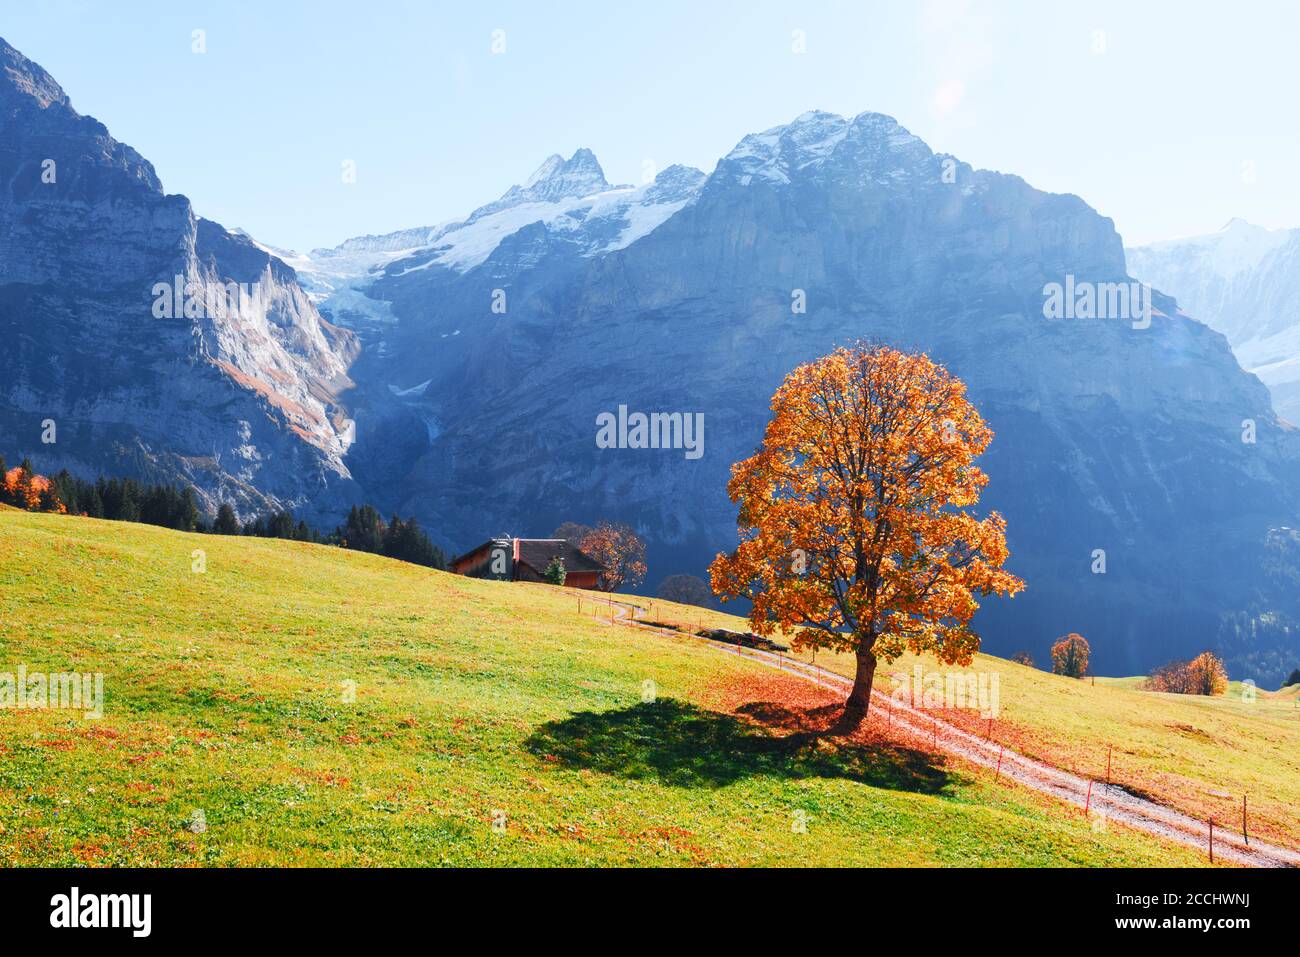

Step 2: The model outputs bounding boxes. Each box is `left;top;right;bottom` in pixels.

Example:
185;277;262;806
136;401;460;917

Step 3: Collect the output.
710;344;1023;720
1050;633;1090;678
1147;651;1228;695
1186;652;1229;695
580;521;647;592
2;466;66;513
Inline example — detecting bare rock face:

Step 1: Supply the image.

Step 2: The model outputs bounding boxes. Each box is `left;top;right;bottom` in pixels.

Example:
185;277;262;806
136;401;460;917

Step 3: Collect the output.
341;111;1300;683
0;36;359;521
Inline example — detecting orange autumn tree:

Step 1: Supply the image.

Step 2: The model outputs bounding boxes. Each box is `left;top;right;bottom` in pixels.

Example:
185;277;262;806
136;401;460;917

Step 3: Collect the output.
710;344;1024;727
1183;651;1229;696
1050;633;1090;679
580;521;648;592
1146;651;1227;695
2;462;65;513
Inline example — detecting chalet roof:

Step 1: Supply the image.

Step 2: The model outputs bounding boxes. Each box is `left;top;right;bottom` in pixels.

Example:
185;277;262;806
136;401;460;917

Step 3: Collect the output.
448;538;507;567
515;539;603;574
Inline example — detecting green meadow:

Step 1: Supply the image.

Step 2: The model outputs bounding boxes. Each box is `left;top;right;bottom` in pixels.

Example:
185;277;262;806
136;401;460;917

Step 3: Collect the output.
0;507;1212;866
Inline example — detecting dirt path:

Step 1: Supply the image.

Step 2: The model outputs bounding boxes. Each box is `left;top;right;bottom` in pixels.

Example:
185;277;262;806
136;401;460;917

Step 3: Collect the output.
591;597;1298;868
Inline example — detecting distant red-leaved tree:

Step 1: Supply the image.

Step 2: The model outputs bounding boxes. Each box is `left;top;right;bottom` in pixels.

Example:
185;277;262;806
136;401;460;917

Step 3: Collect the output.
1050;633;1090;678
1147;652;1228;696
580;522;647;592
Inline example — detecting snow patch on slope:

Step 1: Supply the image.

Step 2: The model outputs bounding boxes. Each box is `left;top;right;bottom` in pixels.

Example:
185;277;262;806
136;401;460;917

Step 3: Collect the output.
394;163;704;274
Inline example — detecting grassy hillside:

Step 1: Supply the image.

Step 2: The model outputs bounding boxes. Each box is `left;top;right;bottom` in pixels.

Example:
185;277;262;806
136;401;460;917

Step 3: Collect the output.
0;508;1212;866
588;595;1300;852
778;650;1300;851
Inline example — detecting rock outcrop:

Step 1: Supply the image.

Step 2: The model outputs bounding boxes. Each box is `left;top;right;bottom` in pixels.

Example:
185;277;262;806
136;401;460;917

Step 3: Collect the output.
0;36;359;521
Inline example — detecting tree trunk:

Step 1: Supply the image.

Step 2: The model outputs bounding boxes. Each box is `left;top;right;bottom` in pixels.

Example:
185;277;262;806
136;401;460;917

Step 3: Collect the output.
841;647;878;729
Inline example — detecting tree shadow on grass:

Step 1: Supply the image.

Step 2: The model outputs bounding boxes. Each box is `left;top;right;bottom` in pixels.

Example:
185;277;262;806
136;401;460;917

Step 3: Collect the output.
524;698;951;794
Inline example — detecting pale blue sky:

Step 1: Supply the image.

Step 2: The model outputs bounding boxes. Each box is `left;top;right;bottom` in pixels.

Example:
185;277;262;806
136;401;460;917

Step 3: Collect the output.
5;0;1297;251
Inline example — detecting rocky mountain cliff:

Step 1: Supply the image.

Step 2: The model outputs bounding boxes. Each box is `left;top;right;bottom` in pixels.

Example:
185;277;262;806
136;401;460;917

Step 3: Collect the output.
1128;220;1300;421
0;37;359;520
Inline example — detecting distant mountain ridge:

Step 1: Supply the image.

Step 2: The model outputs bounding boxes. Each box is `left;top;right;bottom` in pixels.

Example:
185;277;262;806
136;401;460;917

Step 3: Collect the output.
1128;219;1300;419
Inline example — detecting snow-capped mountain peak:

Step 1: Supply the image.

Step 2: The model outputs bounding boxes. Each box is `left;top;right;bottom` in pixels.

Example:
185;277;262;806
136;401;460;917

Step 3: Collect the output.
643;164;706;203
522;153;565;188
392;160;699;275
719;111;849;184
282;111;952;298
715;109;931;187
472;147;622;221
529;146;611;197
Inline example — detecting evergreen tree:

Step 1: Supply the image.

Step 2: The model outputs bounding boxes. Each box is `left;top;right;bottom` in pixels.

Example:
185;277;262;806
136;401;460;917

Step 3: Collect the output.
178;488;201;532
99;478;141;522
268;511;296;539
182;494;201;530
81;483;103;518
139;485;174;528
379;514;444;567
340;505;386;553
381;514;407;560
51;470;76;514
37;482;62;512
214;503;241;535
